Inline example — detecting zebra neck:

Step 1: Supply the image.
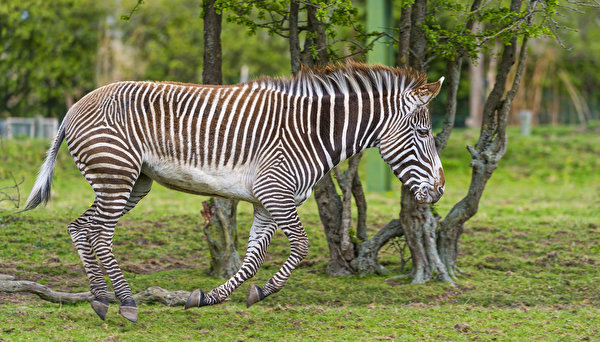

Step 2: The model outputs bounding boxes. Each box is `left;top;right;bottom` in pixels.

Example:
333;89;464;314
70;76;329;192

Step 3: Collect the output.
283;90;388;181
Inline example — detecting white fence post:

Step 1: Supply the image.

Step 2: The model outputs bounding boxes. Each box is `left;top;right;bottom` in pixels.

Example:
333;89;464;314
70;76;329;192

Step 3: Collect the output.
519;110;532;136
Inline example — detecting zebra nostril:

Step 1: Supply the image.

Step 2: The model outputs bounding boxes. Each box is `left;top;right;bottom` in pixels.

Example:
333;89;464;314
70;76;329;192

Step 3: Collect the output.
437;186;444;195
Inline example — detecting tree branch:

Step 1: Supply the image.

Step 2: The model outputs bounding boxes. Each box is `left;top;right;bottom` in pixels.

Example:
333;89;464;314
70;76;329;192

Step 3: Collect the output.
0;279;190;306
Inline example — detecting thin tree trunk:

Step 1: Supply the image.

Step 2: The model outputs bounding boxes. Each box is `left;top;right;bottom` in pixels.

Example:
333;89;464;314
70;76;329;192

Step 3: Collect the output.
353;171;368;242
289;0;301;75
201;0;241;278
435;59;463;152
438;0;529;275
202;0;222;85
306;4;329;66
201;199;242;278
315;174;351;276
409;0;427;72
398;5;412;67
391;0;485;283
397;0;453;283
302;4;360;276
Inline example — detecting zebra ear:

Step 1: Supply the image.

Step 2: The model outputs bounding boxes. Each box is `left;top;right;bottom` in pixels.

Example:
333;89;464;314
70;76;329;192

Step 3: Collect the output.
411;77;444;106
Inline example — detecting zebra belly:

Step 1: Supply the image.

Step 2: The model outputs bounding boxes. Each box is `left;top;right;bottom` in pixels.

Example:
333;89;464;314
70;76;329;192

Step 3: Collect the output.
141;157;257;202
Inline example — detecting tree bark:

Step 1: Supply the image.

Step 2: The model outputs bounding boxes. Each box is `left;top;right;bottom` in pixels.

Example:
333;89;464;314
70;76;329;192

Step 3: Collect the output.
438;0;529;276
396;0;452;283
201;199;242;278
389;0;491;283
0;278;190;306
289;0;301;76
409;0;427;72
352;219;402;275
397;5;412;67
435;59;462;153
202;0;222;85
353;171;368;242
201;0;241;278
314;174;350;276
302;4;363;276
306;4;329;66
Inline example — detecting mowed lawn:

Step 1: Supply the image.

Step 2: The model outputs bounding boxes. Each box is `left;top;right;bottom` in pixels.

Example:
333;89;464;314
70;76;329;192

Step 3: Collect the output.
1;126;599;341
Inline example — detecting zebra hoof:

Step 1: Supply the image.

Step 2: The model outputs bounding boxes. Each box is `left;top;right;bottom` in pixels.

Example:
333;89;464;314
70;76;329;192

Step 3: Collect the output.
91;299;109;320
118;305;138;323
246;285;265;308
184;289;208;309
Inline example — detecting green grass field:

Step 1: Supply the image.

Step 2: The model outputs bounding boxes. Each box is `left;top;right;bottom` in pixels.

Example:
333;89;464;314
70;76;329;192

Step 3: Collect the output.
1;126;599;341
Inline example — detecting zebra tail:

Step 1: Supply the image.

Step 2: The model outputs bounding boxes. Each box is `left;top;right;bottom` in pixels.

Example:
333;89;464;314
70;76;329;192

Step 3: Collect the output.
22;119;67;212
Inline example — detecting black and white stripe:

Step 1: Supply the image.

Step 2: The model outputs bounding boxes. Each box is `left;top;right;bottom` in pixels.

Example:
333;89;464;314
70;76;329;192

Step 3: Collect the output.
24;63;445;320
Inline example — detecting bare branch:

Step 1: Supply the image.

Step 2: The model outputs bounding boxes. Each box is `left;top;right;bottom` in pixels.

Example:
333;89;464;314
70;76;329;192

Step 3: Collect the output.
0;279;190;306
0;172;23;209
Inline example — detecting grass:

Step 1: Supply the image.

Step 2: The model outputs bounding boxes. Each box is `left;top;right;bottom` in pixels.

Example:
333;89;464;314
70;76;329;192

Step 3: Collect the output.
1;126;599;341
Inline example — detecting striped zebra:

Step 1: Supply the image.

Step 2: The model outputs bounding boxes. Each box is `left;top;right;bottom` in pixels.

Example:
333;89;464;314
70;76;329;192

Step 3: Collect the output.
24;63;445;322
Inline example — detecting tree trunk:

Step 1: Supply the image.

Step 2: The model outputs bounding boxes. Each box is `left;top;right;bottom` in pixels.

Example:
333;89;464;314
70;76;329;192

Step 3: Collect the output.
314;174;351;276
396;0;453;283
392;0;489;283
352;219;402;275
289;0;301;75
438;14;530;275
301;4;364;276
397;5;412;67
409;0;427;72
202;0;222;85
201;0;240;278
201;199;242;278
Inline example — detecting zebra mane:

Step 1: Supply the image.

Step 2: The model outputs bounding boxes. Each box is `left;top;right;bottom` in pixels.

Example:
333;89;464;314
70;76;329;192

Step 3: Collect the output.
249;62;428;97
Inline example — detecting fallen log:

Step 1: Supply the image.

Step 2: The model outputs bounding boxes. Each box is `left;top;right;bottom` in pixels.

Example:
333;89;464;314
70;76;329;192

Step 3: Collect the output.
0;277;190;306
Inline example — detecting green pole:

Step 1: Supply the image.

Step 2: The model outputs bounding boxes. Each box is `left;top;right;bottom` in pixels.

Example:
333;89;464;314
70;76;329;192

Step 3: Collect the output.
365;0;394;192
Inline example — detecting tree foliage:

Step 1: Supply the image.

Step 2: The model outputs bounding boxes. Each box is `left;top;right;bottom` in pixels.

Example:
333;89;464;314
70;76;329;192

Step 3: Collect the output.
217;0;370;63
116;0;290;84
0;0;108;118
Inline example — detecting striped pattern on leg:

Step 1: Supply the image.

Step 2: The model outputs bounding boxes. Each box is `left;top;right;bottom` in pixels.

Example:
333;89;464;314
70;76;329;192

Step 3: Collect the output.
186;205;276;307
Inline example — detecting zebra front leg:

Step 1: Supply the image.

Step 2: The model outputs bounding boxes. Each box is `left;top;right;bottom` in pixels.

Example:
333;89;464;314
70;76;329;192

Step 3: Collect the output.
246;194;309;307
185;205;276;308
68;204;110;320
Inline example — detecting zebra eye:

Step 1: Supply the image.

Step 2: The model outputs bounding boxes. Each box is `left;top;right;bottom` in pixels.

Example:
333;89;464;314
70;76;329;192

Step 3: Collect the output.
416;128;429;137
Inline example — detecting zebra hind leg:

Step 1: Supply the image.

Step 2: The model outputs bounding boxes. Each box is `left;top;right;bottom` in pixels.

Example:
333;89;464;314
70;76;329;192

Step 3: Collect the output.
112;173;152;321
185;205;277;308
121;173;153;216
74;174;152;321
83;170;149;322
68;203;111;320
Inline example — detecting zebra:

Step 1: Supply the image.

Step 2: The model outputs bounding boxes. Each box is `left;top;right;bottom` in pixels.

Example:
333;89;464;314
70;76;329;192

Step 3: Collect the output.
24;62;445;322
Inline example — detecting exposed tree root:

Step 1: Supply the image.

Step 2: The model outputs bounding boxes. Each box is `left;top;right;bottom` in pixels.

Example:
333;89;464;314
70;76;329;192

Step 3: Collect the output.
0;277;190;306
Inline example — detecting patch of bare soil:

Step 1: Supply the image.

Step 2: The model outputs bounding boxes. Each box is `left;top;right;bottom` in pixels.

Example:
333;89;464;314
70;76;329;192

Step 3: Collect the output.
534;251;597;268
0;292;42;305
121;259;196;275
427;283;474;304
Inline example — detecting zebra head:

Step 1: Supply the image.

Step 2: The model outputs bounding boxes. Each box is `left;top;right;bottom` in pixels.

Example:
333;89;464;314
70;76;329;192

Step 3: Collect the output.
378;77;445;203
